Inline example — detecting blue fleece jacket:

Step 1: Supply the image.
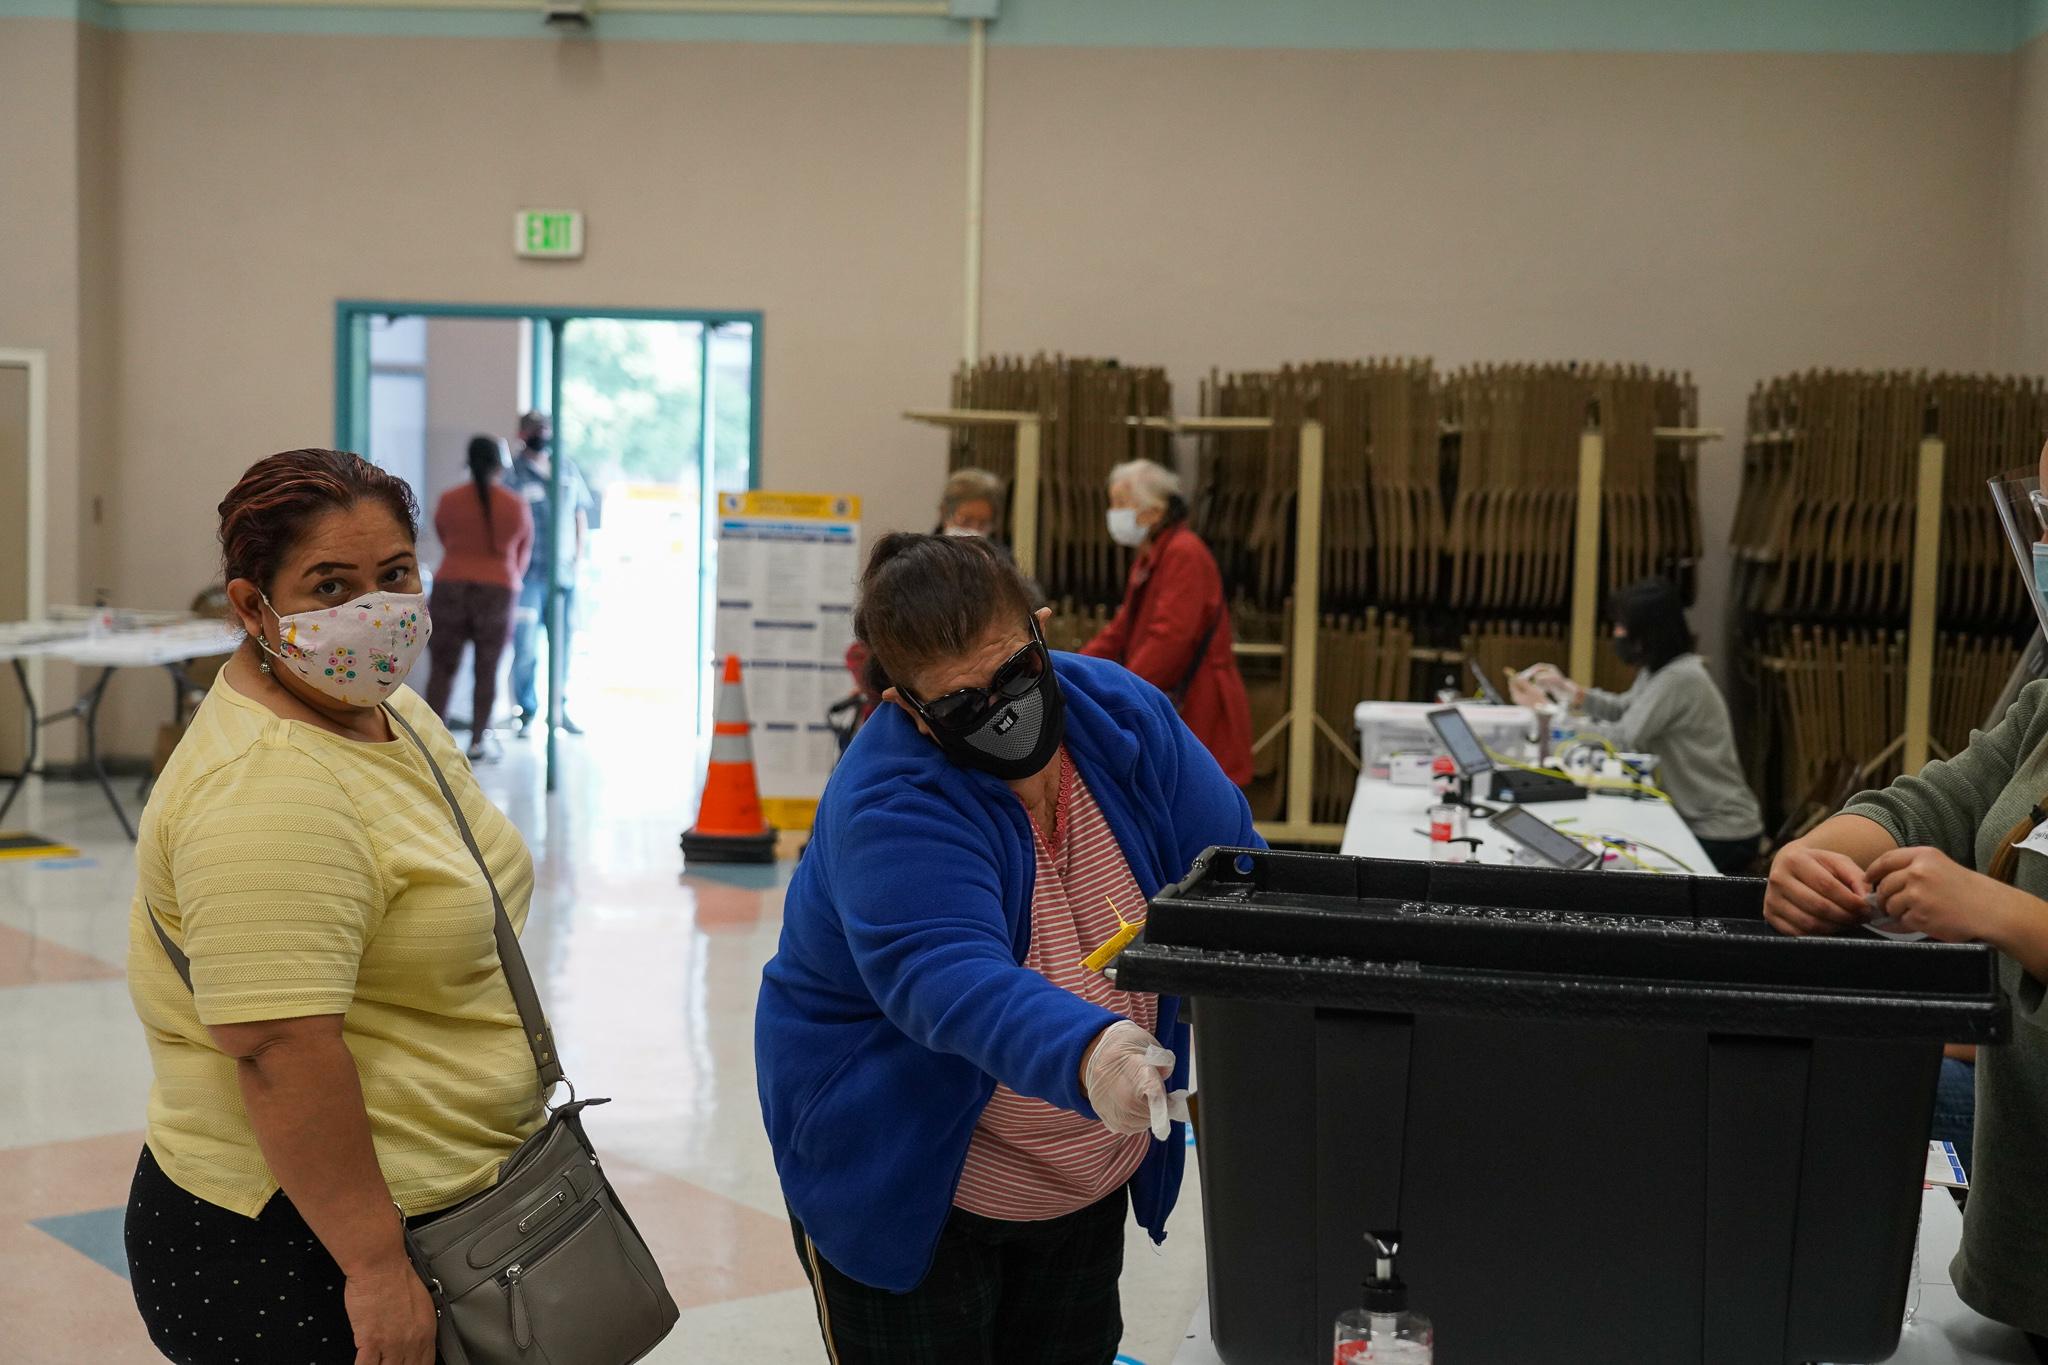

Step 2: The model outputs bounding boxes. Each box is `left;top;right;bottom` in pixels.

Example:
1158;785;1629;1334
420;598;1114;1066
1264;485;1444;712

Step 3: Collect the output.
755;652;1260;1292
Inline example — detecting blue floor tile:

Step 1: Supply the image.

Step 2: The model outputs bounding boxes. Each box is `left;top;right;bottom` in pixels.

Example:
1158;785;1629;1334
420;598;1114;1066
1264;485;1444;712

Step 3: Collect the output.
32;1206;130;1280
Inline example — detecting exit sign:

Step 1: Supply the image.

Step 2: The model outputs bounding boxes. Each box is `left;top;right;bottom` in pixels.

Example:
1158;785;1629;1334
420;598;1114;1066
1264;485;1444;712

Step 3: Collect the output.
516;209;584;260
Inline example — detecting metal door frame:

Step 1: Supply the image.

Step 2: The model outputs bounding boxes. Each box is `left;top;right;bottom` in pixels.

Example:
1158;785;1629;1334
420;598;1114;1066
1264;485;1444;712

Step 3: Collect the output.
334;302;763;792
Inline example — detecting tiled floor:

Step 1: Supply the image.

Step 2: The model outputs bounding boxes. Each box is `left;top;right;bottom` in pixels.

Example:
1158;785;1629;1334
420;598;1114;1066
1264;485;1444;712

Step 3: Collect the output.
0;710;1207;1363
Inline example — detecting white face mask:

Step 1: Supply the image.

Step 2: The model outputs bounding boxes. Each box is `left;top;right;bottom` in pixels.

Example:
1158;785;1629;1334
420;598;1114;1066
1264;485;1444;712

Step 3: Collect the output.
943;524;984;538
1107;507;1148;548
257;590;431;708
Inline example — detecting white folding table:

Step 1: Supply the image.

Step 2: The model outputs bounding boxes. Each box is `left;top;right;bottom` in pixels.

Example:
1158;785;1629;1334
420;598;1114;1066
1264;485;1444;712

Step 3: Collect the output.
0;616;241;839
1339;769;1717;875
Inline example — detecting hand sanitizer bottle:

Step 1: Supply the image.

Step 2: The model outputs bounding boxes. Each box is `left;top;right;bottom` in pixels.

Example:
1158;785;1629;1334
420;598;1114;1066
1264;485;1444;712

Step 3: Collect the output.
1333;1231;1433;1363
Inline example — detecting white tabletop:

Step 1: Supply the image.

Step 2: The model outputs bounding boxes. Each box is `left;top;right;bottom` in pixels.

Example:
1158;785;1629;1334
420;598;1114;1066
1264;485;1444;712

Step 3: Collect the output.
1173;1186;2029;1364
0;618;239;667
1339;771;1716;876
56;620;241;668
0;621;94;662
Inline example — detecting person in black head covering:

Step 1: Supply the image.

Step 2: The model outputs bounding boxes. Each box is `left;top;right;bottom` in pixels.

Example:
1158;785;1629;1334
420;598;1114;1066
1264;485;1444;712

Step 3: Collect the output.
1512;577;1764;874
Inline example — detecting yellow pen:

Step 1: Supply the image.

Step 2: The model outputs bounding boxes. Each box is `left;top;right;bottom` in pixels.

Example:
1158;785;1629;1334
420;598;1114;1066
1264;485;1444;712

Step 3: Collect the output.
1082;896;1145;974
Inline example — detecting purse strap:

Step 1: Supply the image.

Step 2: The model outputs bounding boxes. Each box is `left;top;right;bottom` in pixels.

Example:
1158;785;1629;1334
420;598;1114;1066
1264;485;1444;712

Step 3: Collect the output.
384;705;564;1094
146;705;566;1096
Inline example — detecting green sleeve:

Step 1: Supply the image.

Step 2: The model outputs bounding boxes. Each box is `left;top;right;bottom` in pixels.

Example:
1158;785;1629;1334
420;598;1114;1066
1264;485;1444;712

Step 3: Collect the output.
1843;681;2048;866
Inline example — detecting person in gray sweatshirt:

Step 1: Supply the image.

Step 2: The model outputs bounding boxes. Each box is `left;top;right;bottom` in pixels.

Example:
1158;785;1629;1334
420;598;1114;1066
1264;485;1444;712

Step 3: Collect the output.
1512;578;1765;874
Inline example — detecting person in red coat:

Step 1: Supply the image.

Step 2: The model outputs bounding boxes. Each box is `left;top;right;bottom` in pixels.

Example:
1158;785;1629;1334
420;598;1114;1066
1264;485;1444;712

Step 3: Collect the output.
1082;459;1255;787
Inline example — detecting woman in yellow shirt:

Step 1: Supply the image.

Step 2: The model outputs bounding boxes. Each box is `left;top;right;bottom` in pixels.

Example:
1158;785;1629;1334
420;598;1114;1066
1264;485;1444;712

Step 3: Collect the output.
125;449;543;1365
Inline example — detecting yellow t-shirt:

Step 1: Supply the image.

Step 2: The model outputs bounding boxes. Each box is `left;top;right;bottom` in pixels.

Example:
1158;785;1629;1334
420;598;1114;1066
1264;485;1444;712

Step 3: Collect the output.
128;672;544;1218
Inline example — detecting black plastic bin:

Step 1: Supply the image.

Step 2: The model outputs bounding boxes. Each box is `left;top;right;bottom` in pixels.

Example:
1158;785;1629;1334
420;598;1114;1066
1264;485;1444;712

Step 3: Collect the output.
1114;849;2008;1365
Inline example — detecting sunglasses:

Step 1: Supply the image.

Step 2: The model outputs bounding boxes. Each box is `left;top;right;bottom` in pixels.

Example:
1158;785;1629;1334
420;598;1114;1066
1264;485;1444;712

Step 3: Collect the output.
903;620;1050;735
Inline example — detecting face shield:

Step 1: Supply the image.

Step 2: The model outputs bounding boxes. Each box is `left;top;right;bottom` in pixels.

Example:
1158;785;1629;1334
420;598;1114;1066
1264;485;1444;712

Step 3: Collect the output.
1989;468;2048;641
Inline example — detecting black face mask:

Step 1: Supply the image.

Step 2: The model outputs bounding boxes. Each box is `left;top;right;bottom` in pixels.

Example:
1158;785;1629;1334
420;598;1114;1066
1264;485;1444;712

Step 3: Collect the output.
1613;634;1646;668
525;435;550;455
907;623;1066;781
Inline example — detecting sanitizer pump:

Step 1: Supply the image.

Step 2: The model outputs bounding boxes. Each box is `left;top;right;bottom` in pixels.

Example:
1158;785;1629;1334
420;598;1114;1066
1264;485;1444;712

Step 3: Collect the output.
1333;1231;1433;1363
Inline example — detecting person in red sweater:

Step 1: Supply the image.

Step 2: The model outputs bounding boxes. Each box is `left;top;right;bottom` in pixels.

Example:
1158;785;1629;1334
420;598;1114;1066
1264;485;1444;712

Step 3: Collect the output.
426;436;534;760
1082;459;1254;787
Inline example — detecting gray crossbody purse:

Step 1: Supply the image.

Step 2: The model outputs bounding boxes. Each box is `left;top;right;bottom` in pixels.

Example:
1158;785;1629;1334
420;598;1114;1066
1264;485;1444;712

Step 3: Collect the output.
148;706;680;1365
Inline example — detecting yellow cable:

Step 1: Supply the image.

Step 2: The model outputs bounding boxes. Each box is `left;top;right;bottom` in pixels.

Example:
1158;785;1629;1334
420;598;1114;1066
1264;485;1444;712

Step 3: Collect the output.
1482;743;1672;804
1570;831;1664;875
1579;729;1620;759
1605;835;1698;875
1585;774;1675;803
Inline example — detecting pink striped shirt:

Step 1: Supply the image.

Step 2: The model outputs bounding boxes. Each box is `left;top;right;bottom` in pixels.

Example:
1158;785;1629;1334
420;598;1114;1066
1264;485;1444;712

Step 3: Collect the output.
953;749;1160;1221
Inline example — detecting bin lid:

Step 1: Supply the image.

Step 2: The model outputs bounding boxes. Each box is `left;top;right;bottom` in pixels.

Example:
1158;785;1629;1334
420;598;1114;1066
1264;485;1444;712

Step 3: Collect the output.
1115;848;2007;1043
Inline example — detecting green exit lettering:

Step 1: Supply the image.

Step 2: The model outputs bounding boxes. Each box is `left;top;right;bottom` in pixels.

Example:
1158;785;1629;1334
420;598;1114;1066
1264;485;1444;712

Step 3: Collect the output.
517;211;582;259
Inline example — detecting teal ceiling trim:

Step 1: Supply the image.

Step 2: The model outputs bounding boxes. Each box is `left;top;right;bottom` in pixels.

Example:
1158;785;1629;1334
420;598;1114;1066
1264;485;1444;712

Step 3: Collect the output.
60;1;961;41
2021;0;2048;43
1035;0;2022;53
994;0;2022;54
6;0;2030;55
0;0;92;18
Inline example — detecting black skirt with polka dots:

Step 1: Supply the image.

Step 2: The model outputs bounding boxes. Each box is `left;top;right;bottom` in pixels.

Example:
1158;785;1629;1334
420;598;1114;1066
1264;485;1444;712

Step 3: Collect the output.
125;1144;433;1365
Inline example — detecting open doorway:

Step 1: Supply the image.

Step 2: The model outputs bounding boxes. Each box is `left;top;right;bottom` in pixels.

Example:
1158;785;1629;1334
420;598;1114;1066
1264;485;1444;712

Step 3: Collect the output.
336;304;762;800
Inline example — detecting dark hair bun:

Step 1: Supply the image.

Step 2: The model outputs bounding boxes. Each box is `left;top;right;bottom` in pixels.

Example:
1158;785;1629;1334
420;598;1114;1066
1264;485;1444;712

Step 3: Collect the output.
218;449;419;593
853;533;1035;692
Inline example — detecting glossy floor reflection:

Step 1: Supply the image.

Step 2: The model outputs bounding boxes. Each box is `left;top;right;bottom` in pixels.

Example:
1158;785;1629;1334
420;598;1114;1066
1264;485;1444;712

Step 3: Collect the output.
0;712;1207;1364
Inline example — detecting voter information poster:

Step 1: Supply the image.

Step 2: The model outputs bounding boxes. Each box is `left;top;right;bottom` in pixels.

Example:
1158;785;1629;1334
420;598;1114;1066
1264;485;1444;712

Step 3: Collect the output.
713;491;862;831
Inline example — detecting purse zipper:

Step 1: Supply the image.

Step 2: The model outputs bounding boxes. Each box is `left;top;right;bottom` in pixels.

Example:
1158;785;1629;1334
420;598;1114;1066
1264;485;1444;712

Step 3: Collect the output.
501;1200;603;1349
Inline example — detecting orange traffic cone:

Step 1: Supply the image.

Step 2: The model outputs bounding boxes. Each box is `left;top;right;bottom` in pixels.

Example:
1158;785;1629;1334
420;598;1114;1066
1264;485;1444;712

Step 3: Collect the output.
681;654;778;864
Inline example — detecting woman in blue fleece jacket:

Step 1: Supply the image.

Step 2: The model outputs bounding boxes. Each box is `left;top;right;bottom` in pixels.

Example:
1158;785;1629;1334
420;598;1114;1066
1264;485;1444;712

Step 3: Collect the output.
756;533;1259;1363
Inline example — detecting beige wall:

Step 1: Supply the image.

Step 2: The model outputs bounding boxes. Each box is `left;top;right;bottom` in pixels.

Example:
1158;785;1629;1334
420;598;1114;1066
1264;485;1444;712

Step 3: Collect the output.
0;23;83;624
101;31;964;597
89;30;965;749
0;19;117;762
11;25;2033;752
982;46;2016;660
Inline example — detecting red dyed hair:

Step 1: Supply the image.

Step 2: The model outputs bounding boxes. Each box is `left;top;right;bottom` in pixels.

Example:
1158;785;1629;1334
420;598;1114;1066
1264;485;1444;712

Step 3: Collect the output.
218;449;420;592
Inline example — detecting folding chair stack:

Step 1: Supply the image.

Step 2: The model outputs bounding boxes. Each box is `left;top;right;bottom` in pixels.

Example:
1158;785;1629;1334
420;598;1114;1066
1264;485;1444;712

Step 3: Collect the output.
1441;362;1699;695
928;355;1708;844
1194;361;1441;824
1731;371;2048;827
1460;620;1570;695
948;353;1175;608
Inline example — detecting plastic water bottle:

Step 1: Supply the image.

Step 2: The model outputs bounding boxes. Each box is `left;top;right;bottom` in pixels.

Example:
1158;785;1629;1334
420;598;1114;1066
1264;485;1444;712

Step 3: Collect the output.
1333;1232;1433;1363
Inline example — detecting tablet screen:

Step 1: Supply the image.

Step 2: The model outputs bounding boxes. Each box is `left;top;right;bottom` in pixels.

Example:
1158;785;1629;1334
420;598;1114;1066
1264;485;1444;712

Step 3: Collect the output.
1490;806;1600;871
1426;706;1493;777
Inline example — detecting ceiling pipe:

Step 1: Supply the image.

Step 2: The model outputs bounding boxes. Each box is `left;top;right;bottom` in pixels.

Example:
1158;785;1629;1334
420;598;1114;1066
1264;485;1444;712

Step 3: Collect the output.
962;15;985;364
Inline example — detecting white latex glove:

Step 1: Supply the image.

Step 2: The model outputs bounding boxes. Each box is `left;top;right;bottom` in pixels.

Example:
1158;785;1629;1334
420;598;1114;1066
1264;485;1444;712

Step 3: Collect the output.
1507;673;1549;709
1083;1020;1192;1140
1523;663;1579;708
